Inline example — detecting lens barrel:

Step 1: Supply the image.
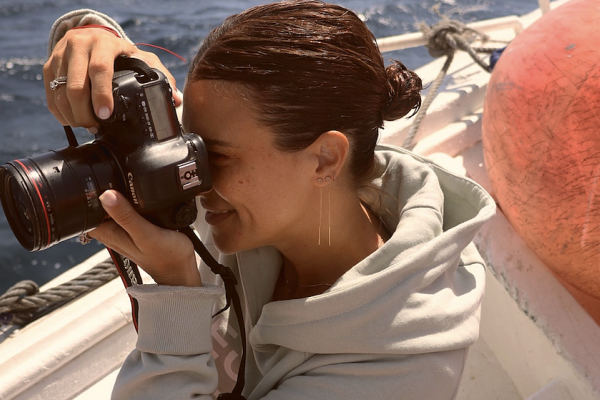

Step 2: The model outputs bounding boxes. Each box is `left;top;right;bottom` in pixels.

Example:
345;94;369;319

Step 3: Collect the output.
0;144;121;251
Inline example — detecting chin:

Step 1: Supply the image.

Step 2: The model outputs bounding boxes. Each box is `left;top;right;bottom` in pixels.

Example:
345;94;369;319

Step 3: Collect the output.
211;234;248;255
210;227;271;255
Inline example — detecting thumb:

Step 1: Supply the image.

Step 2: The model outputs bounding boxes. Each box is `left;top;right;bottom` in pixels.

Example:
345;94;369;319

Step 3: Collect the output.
99;190;150;237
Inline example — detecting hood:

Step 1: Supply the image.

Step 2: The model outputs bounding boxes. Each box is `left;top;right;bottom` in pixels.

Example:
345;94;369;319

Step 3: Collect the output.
240;144;496;356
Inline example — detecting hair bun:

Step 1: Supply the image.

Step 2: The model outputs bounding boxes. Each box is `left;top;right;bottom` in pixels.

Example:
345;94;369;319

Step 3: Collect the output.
383;60;422;121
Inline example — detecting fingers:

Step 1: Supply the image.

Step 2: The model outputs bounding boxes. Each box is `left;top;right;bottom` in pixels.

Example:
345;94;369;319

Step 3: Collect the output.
93;190;153;247
44;28;182;132
133;51;181;106
71;46;106;124
43;47;68;126
90;219;131;257
44;29;135;128
88;38;137;120
44;30;108;127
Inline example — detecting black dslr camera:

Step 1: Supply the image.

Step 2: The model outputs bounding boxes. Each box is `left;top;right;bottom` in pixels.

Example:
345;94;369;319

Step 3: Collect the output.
0;56;212;251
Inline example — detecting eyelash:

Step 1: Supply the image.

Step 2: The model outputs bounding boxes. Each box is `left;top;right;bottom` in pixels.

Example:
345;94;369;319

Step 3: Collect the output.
207;151;229;162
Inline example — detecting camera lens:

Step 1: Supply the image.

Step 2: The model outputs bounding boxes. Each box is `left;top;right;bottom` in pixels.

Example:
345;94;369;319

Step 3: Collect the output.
5;174;35;241
1;160;49;251
0;144;121;251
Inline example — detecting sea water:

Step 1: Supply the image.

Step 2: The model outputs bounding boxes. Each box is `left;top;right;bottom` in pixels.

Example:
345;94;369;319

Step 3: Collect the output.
0;0;539;293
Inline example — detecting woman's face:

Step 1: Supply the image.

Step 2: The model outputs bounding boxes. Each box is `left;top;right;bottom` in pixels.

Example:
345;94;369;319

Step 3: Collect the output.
182;80;318;254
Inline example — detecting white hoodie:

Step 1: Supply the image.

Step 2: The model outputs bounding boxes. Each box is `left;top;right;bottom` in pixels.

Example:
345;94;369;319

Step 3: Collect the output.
118;145;495;400
48;11;496;399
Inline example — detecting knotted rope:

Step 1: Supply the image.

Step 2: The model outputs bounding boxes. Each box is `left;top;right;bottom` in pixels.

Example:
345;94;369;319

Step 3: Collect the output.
419;14;492;71
403;8;505;150
0;259;118;326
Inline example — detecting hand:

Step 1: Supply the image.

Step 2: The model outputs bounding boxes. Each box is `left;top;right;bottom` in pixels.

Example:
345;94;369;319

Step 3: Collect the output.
43;27;181;130
89;190;202;287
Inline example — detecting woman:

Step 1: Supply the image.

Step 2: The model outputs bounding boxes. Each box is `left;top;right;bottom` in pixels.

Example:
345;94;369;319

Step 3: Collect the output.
44;1;495;399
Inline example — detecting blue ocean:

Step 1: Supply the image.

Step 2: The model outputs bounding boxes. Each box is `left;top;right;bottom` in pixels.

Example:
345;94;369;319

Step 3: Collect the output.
0;0;539;293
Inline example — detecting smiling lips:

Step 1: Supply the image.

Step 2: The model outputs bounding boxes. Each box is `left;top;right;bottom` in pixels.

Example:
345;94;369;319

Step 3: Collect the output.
205;209;235;225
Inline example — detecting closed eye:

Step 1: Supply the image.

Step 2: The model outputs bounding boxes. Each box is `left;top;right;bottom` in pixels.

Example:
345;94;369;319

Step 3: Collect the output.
207;150;230;163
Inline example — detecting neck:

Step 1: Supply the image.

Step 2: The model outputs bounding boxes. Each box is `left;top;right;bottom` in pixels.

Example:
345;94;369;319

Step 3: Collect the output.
274;185;388;300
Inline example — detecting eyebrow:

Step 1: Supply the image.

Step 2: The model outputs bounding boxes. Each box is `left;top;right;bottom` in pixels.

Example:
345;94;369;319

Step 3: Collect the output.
202;138;238;148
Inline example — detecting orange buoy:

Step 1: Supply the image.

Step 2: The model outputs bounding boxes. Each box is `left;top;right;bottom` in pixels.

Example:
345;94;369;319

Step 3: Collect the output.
482;0;600;308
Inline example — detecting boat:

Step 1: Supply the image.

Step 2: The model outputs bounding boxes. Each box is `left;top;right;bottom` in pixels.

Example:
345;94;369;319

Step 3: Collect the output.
1;0;598;398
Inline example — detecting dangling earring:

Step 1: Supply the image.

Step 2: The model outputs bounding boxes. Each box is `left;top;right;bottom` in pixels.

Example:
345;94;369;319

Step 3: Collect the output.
317;177;323;246
317;176;332;246
325;176;332;246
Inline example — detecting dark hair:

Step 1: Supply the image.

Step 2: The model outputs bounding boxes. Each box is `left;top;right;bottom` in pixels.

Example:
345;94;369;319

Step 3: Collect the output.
189;0;422;187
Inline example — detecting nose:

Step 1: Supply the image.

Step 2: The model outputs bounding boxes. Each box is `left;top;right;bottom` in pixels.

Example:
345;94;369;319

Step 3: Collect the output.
198;189;220;207
199;186;214;196
199;188;215;201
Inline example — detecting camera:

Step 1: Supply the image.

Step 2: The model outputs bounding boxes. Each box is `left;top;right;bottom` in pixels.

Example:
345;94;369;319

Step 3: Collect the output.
0;56;212;251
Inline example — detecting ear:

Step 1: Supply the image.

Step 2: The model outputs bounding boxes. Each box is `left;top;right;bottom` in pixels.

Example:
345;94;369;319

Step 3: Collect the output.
309;131;349;184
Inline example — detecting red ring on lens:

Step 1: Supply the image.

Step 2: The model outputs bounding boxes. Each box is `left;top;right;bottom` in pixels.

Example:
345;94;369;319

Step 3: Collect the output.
14;159;51;248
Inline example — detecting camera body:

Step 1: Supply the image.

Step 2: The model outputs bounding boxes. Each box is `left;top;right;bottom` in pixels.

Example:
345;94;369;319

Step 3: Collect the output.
95;63;211;229
0;57;212;251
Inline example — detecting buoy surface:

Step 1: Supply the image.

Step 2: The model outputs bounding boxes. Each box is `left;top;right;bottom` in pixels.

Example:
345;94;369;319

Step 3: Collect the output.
483;0;600;301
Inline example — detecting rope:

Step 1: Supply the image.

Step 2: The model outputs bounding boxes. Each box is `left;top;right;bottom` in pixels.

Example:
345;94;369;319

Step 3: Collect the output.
418;6;492;70
403;54;453;150
0;259;118;326
404;7;504;150
471;45;507;54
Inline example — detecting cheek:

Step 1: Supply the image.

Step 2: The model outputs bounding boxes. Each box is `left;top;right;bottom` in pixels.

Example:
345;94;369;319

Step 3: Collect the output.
210;152;306;213
209;165;260;207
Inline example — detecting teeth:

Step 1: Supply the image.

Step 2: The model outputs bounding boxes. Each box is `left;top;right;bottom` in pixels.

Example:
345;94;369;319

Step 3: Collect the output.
211;210;231;214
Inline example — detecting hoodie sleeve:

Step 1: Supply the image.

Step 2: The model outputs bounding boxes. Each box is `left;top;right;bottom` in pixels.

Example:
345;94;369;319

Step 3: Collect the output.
111;284;225;400
47;9;134;57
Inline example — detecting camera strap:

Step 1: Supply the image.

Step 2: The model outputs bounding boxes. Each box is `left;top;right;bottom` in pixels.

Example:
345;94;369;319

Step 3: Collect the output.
180;226;248;400
105;247;143;331
113;55;158;81
105;227;247;400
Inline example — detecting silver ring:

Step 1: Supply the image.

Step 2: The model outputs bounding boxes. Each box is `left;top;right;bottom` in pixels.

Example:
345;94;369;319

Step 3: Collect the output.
49;76;67;91
78;232;92;245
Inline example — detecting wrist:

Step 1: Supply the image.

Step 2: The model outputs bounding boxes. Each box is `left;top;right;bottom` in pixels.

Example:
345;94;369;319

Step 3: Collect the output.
153;259;203;287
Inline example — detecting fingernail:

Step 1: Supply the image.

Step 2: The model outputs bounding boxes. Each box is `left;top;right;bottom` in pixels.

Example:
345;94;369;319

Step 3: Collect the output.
99;191;118;207
97;106;111;120
87;126;98;135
